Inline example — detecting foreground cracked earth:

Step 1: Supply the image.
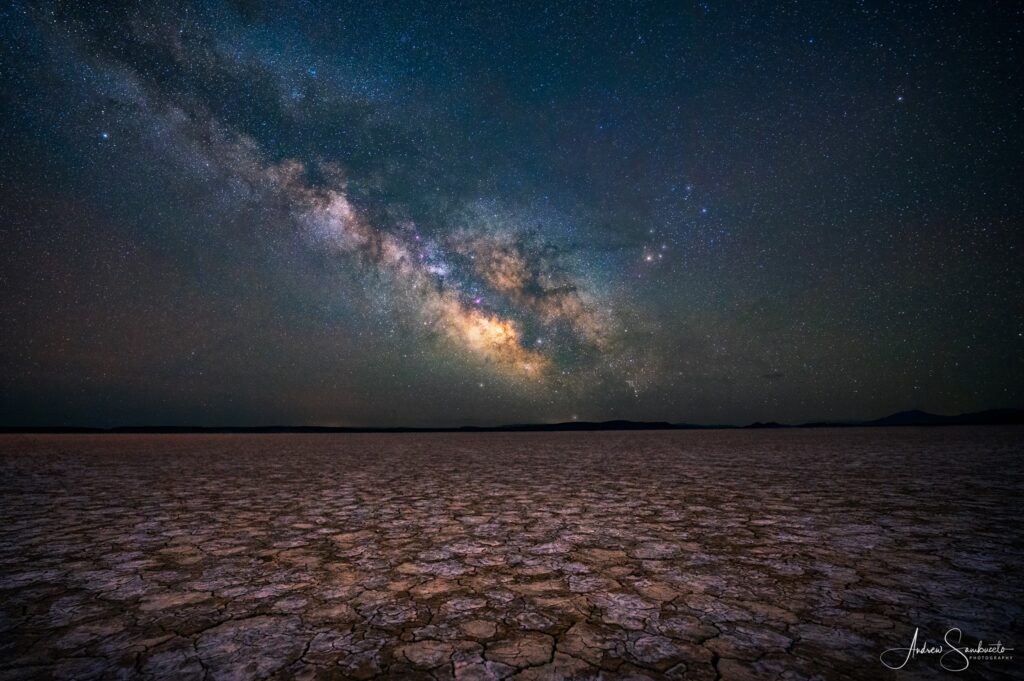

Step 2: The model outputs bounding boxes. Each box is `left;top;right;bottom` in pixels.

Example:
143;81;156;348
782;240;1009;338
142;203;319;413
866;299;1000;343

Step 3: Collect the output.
0;429;1021;680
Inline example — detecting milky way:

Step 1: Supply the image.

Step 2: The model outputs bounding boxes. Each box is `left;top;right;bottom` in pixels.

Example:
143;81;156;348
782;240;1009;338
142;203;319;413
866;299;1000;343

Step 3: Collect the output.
1;1;1021;426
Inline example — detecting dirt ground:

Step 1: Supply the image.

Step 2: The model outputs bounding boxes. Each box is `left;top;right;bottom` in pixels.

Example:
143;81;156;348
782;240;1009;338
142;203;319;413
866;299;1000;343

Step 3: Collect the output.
0;429;1020;680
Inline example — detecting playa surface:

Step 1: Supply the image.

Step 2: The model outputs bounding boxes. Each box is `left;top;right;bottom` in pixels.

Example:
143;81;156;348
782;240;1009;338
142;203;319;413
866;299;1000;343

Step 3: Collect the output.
0;429;1020;680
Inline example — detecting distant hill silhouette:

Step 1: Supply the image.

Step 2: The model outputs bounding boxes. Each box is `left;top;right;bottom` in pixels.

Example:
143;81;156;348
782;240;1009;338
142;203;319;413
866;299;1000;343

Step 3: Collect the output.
802;408;1024;428
1;409;1021;433
744;421;786;429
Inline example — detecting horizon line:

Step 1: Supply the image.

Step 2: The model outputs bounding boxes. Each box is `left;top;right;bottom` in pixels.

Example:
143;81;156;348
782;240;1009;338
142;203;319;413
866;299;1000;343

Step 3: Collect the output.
2;408;1022;434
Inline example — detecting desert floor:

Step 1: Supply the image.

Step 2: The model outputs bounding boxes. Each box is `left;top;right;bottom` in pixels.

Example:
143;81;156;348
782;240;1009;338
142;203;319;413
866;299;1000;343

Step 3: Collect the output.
0;429;1020;680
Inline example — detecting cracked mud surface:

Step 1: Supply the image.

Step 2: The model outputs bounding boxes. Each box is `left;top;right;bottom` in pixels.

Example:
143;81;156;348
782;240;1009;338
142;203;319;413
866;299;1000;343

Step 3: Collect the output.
0;429;1021;680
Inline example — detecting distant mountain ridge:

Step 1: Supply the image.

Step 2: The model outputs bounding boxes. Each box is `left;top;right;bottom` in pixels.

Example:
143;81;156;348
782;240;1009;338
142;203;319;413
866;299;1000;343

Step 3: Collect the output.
2;409;1021;433
799;408;1024;428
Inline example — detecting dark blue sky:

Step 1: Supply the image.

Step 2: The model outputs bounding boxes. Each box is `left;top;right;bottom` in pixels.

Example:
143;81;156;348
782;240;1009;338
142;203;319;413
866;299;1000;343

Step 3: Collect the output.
1;1;1021;426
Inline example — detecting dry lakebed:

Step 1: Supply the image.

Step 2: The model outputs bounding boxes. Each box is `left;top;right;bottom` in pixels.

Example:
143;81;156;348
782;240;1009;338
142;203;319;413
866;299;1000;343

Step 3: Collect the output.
0;428;1020;680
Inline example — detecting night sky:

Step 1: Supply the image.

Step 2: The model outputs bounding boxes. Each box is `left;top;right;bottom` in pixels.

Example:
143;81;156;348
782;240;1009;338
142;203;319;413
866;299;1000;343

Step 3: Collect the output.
1;1;1021;427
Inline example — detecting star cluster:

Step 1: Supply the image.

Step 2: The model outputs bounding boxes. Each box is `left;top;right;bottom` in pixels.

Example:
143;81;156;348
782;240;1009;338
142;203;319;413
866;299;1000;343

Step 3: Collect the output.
0;1;1021;426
